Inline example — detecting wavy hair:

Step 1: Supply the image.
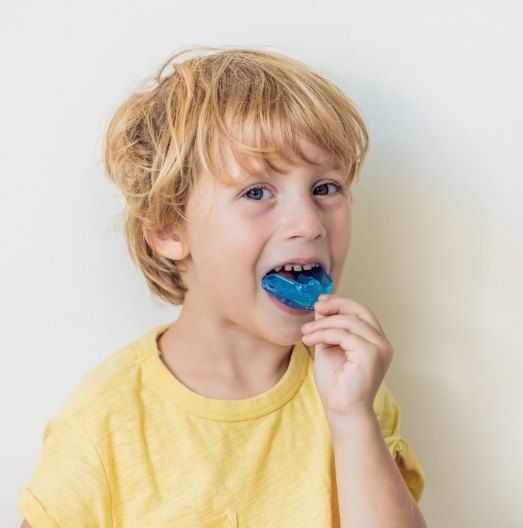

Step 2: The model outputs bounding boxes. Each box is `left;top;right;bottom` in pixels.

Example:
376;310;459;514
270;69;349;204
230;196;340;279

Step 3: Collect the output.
103;46;369;305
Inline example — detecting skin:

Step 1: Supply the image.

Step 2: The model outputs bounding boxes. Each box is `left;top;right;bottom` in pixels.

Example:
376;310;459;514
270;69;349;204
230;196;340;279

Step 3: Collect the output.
20;139;426;528
154;139;352;397
304;294;426;526
153;138;426;527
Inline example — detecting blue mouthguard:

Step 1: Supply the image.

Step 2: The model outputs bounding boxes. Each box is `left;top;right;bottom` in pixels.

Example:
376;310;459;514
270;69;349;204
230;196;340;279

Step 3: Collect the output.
261;266;333;311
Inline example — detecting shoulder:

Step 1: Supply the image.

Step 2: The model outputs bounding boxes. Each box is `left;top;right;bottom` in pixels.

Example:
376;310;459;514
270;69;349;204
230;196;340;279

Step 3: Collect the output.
46;325;169;435
373;383;426;502
373;382;402;436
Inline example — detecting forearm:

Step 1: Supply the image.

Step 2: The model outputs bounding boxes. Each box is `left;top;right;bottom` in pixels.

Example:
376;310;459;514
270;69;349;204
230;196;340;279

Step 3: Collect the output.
331;412;426;528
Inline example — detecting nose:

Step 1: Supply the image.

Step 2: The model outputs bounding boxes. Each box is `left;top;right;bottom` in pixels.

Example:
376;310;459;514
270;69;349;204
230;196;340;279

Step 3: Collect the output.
280;196;326;241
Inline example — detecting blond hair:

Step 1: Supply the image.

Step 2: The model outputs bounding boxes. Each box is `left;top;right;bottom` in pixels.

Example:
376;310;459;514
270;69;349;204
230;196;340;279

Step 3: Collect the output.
103;46;369;305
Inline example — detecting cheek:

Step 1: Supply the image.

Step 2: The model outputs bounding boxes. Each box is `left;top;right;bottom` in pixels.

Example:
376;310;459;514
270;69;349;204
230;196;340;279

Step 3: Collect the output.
330;208;352;274
331;205;351;242
214;213;265;252
191;216;258;274
343;218;352;251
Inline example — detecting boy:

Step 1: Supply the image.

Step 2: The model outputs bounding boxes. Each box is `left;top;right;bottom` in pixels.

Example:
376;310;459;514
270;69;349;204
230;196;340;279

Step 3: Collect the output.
19;47;426;527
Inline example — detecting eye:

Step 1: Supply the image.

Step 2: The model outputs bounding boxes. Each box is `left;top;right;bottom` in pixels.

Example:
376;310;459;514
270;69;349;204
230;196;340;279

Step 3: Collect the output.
244;186;273;201
313;182;343;196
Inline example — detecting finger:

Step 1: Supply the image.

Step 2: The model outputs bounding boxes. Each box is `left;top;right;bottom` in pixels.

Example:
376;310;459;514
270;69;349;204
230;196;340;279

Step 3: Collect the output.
303;328;392;374
314;295;384;333
302;328;379;360
301;314;388;348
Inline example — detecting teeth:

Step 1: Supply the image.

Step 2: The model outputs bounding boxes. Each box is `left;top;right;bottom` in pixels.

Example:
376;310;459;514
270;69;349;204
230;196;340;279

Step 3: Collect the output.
279;262;319;272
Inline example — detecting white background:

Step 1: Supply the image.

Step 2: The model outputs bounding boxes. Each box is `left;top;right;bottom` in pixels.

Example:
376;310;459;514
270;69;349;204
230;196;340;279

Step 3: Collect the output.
2;1;522;526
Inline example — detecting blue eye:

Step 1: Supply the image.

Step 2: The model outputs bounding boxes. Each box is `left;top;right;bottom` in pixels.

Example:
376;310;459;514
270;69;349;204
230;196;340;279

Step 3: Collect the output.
244;186;272;201
313;183;342;196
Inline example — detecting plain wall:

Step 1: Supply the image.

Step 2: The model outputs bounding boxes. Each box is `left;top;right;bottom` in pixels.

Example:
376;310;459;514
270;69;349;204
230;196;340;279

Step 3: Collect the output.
2;1;522;526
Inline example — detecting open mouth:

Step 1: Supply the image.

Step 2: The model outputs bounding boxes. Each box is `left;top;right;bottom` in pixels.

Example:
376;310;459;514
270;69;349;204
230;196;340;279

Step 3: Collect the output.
263;262;322;281
262;263;333;311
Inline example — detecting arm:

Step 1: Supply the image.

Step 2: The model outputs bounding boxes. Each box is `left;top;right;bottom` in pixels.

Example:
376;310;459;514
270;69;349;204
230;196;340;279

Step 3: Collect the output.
17;414;112;527
331;412;425;527
302;294;426;528
20;520;32;528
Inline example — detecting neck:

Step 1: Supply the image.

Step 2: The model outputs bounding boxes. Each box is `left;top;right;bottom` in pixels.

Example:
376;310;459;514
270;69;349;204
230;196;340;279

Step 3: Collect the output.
157;301;294;399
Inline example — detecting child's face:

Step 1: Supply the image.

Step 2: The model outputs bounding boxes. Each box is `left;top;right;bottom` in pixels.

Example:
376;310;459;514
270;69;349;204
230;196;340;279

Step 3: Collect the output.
179;139;352;346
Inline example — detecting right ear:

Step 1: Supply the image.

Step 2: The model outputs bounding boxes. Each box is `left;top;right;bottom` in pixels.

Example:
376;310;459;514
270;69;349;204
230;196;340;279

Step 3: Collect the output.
143;226;189;261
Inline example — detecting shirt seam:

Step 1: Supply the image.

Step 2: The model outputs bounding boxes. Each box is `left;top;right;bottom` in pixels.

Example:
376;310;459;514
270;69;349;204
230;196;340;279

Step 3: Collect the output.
70;412;114;528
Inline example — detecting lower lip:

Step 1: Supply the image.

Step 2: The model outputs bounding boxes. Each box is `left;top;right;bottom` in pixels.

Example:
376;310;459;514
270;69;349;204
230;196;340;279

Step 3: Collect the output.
264;291;312;315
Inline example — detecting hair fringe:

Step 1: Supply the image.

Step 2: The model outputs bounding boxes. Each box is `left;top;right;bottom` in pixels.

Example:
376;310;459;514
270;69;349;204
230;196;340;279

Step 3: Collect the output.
103;46;369;305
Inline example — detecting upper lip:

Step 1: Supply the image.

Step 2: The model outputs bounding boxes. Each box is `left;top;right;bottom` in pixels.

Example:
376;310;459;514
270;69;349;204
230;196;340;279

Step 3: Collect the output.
262;257;329;277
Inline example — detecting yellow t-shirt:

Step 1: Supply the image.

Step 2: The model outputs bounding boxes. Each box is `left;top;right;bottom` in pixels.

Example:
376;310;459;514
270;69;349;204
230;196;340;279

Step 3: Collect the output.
18;325;424;528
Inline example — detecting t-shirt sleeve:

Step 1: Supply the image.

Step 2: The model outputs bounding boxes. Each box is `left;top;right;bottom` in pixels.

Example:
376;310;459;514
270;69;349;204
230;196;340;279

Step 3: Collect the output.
18;413;112;528
374;383;425;502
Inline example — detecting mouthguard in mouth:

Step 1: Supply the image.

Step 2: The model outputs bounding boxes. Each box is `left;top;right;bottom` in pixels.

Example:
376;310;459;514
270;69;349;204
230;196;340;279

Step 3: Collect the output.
261;265;333;311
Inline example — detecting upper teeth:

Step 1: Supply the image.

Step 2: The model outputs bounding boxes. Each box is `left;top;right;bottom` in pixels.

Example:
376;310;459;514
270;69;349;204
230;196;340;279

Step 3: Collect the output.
274;263;320;272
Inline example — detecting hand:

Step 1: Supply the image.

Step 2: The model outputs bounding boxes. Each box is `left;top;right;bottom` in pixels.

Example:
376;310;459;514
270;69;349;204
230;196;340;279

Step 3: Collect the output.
301;294;393;430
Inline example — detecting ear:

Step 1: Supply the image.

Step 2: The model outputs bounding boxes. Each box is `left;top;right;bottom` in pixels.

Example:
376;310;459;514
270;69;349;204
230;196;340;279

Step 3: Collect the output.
144;226;189;261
